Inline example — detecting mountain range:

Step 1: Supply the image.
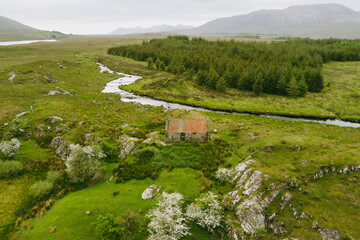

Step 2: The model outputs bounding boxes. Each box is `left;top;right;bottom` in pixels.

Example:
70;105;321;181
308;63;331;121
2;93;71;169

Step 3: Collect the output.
109;24;193;35
180;3;360;38
109;4;360;39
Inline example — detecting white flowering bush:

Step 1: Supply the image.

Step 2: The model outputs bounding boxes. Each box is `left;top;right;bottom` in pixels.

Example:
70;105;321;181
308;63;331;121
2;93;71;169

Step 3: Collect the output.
65;145;106;183
215;168;233;182
146;192;190;240
186;191;223;231
0;138;21;159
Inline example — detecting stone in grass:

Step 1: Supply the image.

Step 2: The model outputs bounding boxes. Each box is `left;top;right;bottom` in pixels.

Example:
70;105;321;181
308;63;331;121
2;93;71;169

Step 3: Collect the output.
142;184;159;200
85;211;91;216
320;229;341;240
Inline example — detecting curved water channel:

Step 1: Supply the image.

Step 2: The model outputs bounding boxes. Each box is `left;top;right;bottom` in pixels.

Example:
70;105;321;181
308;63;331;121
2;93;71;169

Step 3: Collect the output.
98;63;360;128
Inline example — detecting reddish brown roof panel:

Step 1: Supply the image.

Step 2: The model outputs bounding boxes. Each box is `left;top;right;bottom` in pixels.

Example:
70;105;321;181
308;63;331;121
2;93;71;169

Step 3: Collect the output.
167;118;207;133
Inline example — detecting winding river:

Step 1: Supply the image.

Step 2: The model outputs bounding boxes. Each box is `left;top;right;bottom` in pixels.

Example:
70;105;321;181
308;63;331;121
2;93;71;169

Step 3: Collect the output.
99;63;360;128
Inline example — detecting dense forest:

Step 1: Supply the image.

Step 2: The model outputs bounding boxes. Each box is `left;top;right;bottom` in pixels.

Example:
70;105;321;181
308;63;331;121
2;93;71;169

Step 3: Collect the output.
108;36;360;96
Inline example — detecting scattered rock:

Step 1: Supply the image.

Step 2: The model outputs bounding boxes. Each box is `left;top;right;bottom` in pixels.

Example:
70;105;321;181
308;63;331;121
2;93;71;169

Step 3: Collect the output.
3;123;8;127
142;185;159;200
280;193;292;210
44;76;57;83
299;212;310;219
121;124;130;129
142;131;166;146
213;129;218;133
8;72;16;82
83;134;95;144
92;100;100;104
260;183;288;209
15;111;28;118
312;221;319;231
85;211;91;216
320;229;341;240
48;116;63;123
269;221;287;235
46;90;70;96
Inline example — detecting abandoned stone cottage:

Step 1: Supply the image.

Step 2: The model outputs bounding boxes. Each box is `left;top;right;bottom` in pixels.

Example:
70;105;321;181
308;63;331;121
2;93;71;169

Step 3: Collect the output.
165;116;209;143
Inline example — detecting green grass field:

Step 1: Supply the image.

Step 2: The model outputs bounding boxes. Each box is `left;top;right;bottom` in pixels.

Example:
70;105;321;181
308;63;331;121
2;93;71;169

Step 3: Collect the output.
116;57;360;122
0;36;359;240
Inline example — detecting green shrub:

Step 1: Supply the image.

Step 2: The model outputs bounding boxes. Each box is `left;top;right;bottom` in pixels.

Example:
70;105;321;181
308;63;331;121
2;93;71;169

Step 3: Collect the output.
96;214;124;240
0;160;23;178
29;181;53;200
47;170;61;184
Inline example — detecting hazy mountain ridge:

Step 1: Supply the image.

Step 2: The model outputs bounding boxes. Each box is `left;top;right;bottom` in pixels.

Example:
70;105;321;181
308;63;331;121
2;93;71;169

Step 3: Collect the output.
0;15;66;41
181;4;360;38
109;24;193;35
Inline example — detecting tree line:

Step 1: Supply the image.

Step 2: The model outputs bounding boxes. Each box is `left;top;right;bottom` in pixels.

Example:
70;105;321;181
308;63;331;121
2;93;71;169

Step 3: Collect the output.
108;36;360;96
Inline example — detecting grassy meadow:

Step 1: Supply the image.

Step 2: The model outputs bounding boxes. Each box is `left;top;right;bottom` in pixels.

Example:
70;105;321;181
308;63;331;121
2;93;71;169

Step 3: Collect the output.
0;35;359;240
118;58;360;122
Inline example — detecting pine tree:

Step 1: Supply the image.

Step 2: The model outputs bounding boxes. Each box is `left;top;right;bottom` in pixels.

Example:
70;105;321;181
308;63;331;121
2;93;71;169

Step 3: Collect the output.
216;77;227;92
155;58;161;69
196;70;206;86
286;76;300;97
146;57;154;69
253;75;263;95
159;61;166;71
298;76;308;96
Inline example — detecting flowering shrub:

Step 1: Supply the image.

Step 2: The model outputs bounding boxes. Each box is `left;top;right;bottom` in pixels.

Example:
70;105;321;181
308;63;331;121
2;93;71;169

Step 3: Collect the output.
146;192;190;240
0;138;21;159
186;191;223;231
0;160;23;178
215;168;233;182
65;145;105;183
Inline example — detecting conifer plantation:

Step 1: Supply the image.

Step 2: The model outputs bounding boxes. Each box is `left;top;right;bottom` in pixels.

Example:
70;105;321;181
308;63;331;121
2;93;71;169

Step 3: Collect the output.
108;36;360;96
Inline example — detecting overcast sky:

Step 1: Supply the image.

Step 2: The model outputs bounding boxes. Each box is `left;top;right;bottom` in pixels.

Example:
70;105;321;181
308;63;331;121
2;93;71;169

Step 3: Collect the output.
1;0;359;34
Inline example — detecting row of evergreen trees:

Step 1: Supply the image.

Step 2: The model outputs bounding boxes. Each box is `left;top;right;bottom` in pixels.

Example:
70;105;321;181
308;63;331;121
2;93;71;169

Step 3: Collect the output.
108;36;360;96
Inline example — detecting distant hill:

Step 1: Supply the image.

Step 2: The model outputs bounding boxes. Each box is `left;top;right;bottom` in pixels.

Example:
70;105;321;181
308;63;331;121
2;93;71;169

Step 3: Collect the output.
109;24;193;35
0;16;65;41
181;4;360;38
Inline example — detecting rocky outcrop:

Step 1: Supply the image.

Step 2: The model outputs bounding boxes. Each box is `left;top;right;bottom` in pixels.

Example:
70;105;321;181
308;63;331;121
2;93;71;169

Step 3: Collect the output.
235;198;266;235
243;170;263;196
231;159;253;183
142;185;160;200
223;190;241;210
280;193;292;210
236;168;252;189
50;137;72;160
119;136;139;159
142;131;166;146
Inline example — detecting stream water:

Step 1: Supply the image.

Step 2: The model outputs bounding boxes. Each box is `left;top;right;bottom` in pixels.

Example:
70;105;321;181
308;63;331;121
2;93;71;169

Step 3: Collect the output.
99;63;360;128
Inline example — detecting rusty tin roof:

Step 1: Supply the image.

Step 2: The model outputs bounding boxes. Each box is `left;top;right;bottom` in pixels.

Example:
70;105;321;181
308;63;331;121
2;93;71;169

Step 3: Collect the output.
167;118;208;133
